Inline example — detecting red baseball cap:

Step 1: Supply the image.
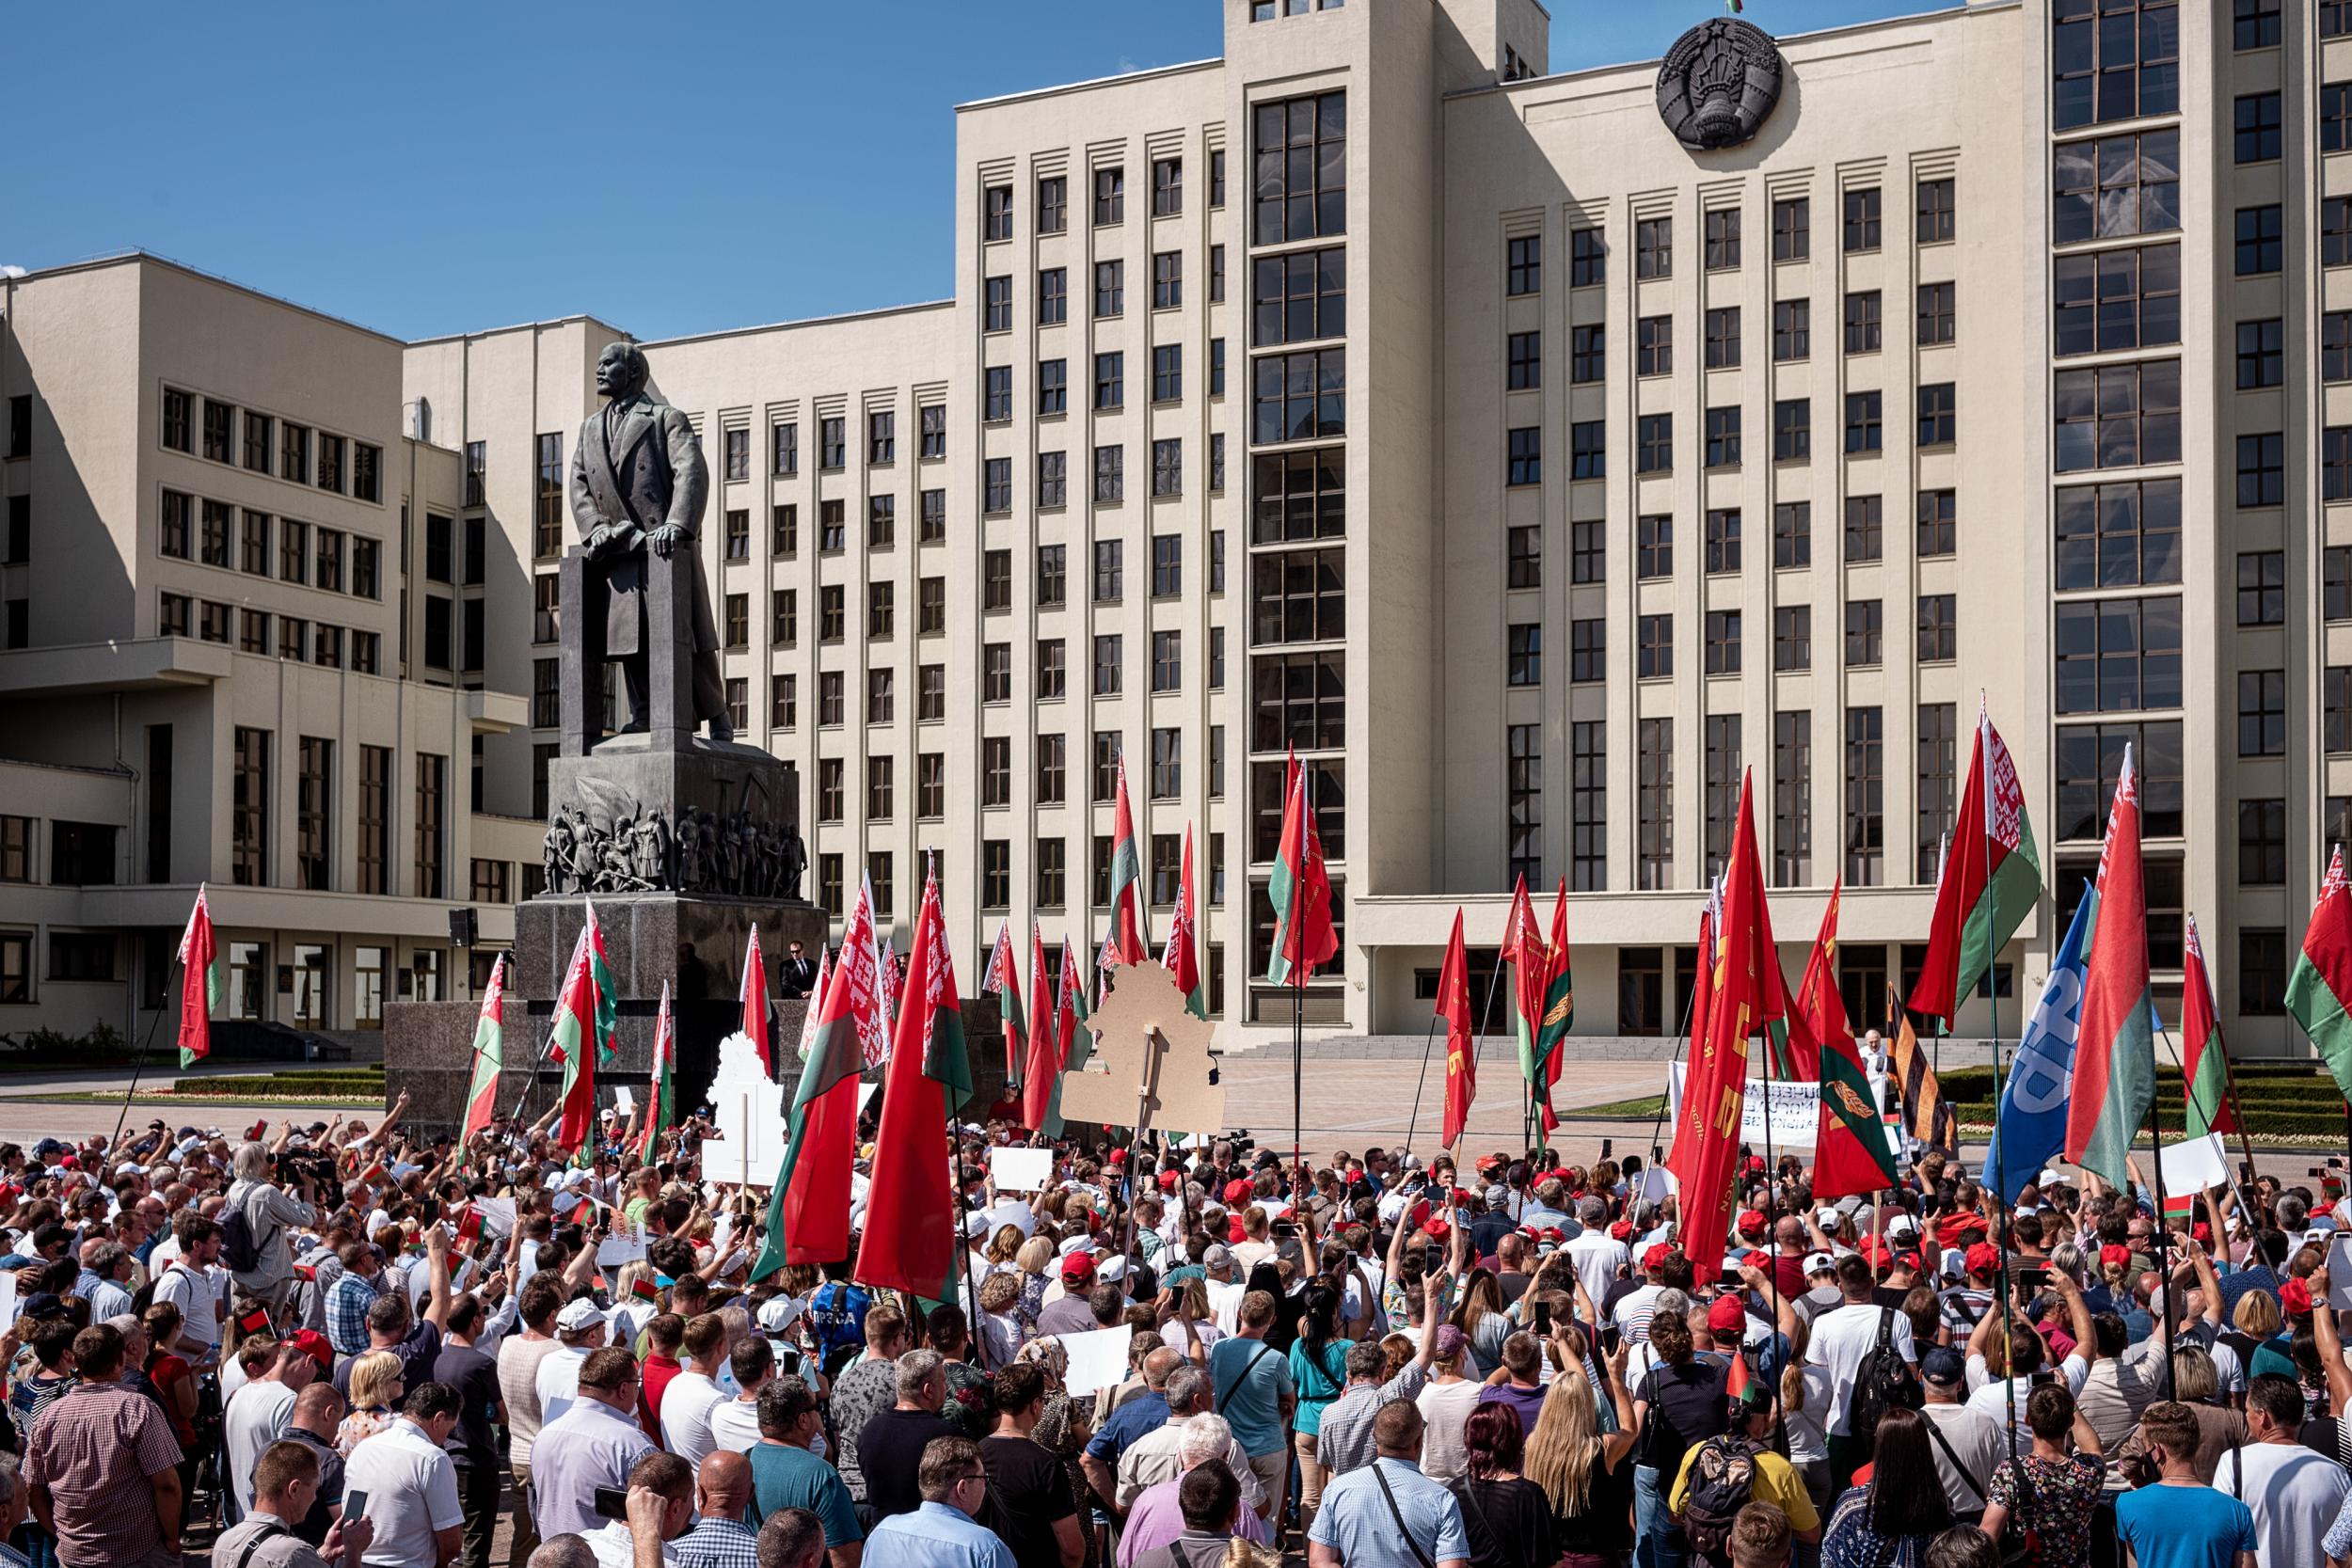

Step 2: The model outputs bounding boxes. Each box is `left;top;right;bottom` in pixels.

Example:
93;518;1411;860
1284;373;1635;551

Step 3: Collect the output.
1707;1295;1747;1333
2282;1276;2314;1317
1643;1243;1673;1272
1157;1170;1181;1193
1736;1210;1766;1233
287;1329;334;1372
1222;1179;1254;1206
1061;1252;1097;1284
1423;1218;1452;1242
1611;1220;1635;1242
1965;1242;2002;1276
2100;1243;2132;1270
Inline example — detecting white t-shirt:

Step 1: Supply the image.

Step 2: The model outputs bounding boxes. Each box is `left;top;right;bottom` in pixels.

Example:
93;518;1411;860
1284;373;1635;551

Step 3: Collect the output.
707;1396;763;1454
2220;1440;2352;1568
660;1370;726;1468
153;1260;221;1358
1562;1230;1630;1307
1609;1283;1664;1346
1919;1402;2004;1516
345;1417;465;1568
1805;1302;1917;1436
223;1379;297;1514
535;1345;591;1427
1207;1280;1246;1337
1962;1350;2088;1426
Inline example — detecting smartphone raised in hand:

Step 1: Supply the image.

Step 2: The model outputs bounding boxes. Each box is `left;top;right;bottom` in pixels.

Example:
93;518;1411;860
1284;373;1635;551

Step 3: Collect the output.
594;1486;628;1522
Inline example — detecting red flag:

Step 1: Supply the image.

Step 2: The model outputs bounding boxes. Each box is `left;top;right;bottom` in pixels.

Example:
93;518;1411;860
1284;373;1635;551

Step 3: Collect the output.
1909;707;2041;1022
1021;924;1060;1131
176;885;218;1069
1536;880;1573;1132
777;881;882;1267
854;863;974;1300
552;920;613;1155
637;980;675;1164
1790;880;1843;1083
1668;770;1782;1286
1804;879;1898;1200
2181;915;2234;1138
2066;747;2156;1192
1264;746;1337;985
982;919;1025;1091
1688;883;1718;1074
1437;911;1476;1148
741;925;773;1080
1162;826;1205;1017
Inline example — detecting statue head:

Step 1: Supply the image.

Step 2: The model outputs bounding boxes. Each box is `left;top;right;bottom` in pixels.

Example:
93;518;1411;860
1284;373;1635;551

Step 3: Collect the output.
595;341;650;401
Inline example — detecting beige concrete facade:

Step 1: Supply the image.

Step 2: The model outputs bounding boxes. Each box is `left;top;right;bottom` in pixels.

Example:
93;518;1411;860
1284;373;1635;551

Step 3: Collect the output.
7;0;2347;1058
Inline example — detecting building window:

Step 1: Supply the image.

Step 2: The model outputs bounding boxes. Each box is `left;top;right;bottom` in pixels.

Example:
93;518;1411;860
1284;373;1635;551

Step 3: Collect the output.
2054;130;2180;244
1037;638;1067;699
1637;314;1673;376
1704;208;1741;270
1638;613;1673;679
1846;496;1883;562
1254;90;1346;245
1152;628;1183;690
983;275;1012;333
1704;610;1741;675
1772;198;1809;261
2237;91;2283;163
1507;234;1541;295
984;367;1012;422
1758;508;1809;580
2236;318;2285;389
917;753;945;816
2239;669;2287;755
2237;205;2285;276
1636;216;1672;278
2057;0;2180;127
1637;414;1673;473
1152;250;1183;309
1637;719;1673;891
1094;446;1125;503
1845;705;1884;886
773;422;799;476
2332;671;2352;753
2054;359;2179;472
1704;307;1740;369
2057;478;2180;588
724;427;751;481
1637;514;1673;578
1038;545;1067;604
1036;837;1067;907
1094;166;1125;226
1150;729;1182;799
1703;716;1742;876
771;674;796;730
1508;526;1541;590
1773;399;1811;462
1917;594;1957;660
414;752;446;899
1704;508;1741;574
1917;383;1957;448
1211;245;1227;303
1917;281;1956;345
1507;427;1541;486
1845;599;1883;666
1039;175;1067;233
1153;345;1184;404
1569;721;1606;891
1571;519;1603;582
1093;635;1123;696
1842;187;1883;253
1571;420;1605;480
232;727;270;887
984;458;1011;514
820;417;846;469
1917;177;1956;242
1569;618;1602;682
1571;225;1609;286
1567;325;1604;385
1844;290;1882;355
1506;624;1541;687
1844;391;1883;453
2235;0;2281;50
2054;595;2182;713
1704;407;1740;468
1773;299;1810;361
1508;331;1543;389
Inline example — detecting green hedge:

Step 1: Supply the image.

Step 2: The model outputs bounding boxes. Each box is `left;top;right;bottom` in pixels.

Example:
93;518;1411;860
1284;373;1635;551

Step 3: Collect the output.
173;1072;387;1097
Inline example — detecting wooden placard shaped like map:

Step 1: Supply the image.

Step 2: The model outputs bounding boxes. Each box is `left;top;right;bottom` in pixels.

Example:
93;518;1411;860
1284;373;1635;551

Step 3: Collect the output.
1057;959;1225;1137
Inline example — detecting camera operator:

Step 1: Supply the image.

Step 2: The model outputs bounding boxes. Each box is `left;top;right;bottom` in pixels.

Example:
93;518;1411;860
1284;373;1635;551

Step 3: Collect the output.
228;1132;321;1322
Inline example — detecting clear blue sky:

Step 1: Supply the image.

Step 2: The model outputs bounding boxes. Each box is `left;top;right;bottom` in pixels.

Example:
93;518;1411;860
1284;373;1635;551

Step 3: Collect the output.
4;1;1954;343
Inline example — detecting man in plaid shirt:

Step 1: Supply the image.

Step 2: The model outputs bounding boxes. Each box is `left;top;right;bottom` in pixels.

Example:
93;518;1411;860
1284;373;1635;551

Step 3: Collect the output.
669;1453;762;1568
326;1242;384;1359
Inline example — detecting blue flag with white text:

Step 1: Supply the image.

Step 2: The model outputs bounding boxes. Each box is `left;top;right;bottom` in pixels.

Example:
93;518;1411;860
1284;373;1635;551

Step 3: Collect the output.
1980;886;2093;1203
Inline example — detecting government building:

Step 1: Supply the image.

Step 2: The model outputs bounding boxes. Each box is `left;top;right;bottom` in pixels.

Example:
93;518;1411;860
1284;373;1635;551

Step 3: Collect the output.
0;0;2336;1059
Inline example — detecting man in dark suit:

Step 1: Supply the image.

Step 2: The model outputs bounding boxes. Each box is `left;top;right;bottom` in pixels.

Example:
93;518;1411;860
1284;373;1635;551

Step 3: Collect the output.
780;940;821;999
569;340;729;739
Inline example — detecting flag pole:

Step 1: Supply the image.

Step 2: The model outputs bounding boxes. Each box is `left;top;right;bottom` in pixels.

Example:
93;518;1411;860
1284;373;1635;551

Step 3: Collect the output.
1402;1012;1441;1164
1976;701;2020;1463
2143;1024;2178;1402
111;953;183;1152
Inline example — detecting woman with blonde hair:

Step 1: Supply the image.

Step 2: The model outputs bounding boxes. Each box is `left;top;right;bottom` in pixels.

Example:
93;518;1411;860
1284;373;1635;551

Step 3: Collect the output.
337;1349;405;1454
985;1223;1025;1273
1014;1233;1057;1331
1520;1353;1639;1564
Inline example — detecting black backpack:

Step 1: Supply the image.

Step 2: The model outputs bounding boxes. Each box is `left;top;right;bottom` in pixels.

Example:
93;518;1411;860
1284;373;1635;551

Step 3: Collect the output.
1680;1433;1761;1565
1846;1307;1923;1441
220;1189;264;1275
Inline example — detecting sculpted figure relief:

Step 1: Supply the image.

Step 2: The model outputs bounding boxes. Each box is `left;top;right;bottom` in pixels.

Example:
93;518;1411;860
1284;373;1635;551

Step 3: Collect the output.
569;341;732;741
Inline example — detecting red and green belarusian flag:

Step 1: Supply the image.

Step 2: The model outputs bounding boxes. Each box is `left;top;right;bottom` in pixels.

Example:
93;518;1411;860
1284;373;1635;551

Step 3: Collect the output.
795;942;834;1063
741;925;774;1080
982;920;1025;1101
752;879;880;1279
2065;744;2156;1193
1910;705;2041;1023
875;928;900;1059
854;861;973;1300
1668;769;1783;1285
1438;910;1476;1149
1803;879;1899;1198
460;953;506;1146
2286;847;2352;1102
637;979;675;1164
1039;936;1090;1139
1162;825;1206;1019
176;884;219;1069
1109;752;1148;965
1534;879;1574;1131
1265;746;1338;986
1021;923;1059;1132
2181;914;2234;1142
550;905;618;1154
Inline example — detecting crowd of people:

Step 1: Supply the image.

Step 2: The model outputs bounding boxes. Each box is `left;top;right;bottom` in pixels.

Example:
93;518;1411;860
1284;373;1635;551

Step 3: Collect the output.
1;1082;2350;1568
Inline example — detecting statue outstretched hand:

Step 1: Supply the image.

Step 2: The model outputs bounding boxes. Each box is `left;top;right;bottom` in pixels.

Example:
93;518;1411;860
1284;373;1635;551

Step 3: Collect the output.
647;522;690;558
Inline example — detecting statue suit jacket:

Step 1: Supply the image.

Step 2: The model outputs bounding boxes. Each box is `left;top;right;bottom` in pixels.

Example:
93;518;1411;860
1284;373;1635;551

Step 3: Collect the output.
569;391;721;661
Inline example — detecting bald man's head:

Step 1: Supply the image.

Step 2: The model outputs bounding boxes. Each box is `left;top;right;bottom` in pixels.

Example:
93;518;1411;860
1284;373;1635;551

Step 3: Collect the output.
697;1450;754;1518
1141;1346;1183;1388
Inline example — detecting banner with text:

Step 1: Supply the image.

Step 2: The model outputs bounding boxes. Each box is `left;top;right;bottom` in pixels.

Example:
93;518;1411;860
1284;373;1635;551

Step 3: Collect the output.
1665;1062;1899;1161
